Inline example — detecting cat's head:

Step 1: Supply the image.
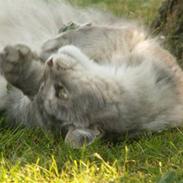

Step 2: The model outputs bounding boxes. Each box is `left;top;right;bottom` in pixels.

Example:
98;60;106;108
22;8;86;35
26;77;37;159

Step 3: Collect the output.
40;45;108;130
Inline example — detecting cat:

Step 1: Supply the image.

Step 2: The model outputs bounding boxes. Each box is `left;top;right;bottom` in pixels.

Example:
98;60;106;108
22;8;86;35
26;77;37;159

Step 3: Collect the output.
0;0;183;148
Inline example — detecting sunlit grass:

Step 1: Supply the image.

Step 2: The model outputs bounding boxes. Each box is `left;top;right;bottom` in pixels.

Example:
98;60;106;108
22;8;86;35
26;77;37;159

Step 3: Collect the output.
0;127;183;182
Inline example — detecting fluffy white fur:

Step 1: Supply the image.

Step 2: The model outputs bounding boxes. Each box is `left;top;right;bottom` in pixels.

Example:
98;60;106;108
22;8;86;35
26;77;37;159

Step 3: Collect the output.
57;45;183;132
0;0;119;51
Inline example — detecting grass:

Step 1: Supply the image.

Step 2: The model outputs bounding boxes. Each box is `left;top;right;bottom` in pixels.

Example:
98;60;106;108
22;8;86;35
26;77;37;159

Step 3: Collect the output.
1;0;183;182
0;126;183;182
69;0;162;25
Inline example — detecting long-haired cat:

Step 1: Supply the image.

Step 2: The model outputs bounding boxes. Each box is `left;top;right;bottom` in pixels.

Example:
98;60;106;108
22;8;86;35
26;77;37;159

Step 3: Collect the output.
0;0;183;148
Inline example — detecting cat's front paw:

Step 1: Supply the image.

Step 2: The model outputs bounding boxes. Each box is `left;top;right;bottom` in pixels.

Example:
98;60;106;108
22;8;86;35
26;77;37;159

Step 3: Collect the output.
58;22;80;34
1;44;34;84
65;128;97;149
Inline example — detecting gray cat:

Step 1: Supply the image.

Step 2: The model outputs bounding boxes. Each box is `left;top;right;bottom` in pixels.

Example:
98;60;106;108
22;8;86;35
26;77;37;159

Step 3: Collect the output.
0;0;183;148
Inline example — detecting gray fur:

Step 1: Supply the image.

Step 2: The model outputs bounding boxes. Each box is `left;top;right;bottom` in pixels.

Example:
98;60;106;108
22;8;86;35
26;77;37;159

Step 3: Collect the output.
0;0;183;148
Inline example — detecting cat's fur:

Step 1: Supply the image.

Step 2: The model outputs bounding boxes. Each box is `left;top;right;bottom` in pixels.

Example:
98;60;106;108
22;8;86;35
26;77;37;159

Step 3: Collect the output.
0;0;183;148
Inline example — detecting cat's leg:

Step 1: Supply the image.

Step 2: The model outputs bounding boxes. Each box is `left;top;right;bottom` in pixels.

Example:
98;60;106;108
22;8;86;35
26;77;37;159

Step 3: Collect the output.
0;70;42;127
0;44;44;97
40;23;119;62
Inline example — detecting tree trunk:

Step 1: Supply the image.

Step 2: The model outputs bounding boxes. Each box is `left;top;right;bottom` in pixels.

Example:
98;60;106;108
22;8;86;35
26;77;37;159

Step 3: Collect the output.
151;0;183;67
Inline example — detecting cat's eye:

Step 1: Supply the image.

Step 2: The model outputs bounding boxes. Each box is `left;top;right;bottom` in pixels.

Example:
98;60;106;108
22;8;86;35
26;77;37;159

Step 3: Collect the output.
55;83;69;100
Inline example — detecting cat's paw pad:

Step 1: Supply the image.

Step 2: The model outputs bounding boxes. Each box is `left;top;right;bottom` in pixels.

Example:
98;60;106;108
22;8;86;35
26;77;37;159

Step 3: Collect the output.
3;44;33;63
58;22;80;33
1;44;33;83
58;22;92;33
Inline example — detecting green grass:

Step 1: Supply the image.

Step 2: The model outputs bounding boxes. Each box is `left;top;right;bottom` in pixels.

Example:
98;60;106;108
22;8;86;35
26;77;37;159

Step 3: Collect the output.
0;126;183;182
1;0;183;182
69;0;162;25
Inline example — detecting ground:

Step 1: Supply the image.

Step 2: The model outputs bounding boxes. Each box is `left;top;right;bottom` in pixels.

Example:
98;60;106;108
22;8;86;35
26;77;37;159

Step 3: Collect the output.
0;0;183;182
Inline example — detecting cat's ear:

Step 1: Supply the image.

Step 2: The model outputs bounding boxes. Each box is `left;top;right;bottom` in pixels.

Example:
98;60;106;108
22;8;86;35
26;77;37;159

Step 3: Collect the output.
64;128;100;149
47;58;53;67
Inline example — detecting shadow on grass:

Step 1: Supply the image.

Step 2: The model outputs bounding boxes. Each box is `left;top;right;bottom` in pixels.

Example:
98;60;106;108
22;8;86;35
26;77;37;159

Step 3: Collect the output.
0;116;183;182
